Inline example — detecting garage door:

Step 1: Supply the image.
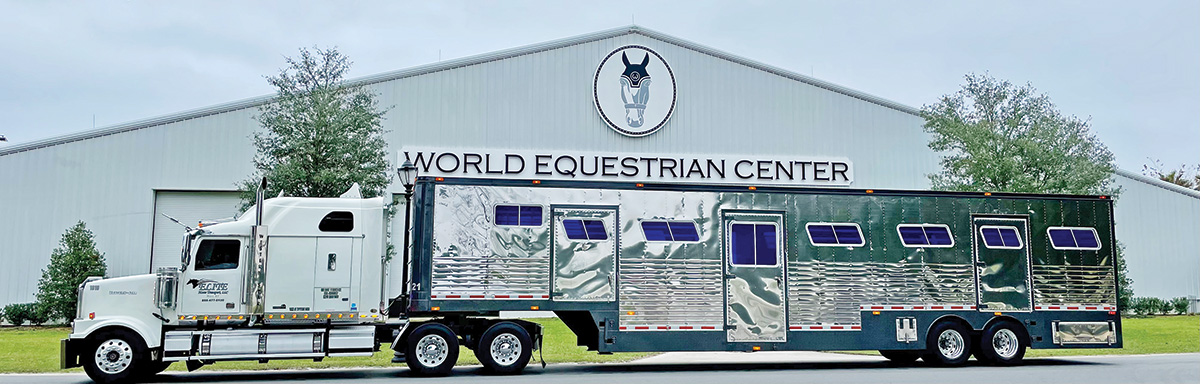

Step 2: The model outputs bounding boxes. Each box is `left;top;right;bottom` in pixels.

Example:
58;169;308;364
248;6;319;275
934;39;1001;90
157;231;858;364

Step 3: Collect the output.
151;191;243;272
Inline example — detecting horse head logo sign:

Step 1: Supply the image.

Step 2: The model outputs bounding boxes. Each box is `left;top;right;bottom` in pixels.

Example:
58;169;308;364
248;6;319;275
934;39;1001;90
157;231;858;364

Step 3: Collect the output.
594;45;676;137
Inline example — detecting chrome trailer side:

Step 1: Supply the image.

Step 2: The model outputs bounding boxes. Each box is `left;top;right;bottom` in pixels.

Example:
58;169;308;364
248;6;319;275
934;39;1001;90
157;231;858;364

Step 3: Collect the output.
399;177;1119;365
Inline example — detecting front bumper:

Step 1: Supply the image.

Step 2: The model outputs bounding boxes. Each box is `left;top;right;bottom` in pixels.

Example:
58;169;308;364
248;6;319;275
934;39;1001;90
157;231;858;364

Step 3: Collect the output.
61;338;84;369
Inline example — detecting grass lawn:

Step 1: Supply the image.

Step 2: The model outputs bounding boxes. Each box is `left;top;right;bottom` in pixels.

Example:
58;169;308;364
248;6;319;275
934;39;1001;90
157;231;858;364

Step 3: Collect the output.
0;318;651;374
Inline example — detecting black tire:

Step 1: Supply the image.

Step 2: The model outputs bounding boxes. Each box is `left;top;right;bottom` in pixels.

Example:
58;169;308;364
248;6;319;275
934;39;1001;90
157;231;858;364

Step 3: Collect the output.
82;329;150;384
922;321;972;366
878;350;920;364
405;323;459;376
976;321;1028;366
474;322;533;374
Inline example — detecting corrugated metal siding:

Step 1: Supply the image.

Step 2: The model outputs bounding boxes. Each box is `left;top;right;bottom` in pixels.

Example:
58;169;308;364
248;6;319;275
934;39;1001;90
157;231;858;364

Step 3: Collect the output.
0;32;939;305
1112;173;1200;300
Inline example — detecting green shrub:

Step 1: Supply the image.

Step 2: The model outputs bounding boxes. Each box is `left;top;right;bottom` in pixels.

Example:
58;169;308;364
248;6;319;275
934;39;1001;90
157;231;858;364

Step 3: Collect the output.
2;303;48;326
35;221;107;322
1169;297;1189;315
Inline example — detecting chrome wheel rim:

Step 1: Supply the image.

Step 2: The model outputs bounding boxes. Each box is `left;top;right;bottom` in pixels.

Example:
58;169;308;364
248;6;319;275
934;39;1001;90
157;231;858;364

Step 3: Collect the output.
937;329;965;359
94;339;133;374
992;328;1020;359
490;333;522;366
415;334;449;367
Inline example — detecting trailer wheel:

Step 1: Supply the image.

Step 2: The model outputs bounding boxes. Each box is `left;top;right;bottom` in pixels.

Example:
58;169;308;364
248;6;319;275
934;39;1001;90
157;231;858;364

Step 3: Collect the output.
405;323;459;376
922;321;971;366
82;329;149;384
878;350;920;364
474;322;533;374
976;321;1027;366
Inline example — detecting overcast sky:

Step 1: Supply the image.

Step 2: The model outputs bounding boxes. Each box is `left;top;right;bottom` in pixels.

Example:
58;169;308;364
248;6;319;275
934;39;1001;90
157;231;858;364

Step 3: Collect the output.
1;1;1196;172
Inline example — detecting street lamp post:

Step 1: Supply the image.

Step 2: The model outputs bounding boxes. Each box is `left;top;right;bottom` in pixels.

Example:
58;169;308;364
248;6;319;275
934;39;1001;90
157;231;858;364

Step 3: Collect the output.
397;160;418;308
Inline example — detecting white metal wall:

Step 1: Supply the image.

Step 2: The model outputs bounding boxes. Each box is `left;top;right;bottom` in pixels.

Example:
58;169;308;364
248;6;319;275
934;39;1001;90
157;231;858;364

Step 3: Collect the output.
4;28;1194;308
150;191;242;271
1112;172;1200;300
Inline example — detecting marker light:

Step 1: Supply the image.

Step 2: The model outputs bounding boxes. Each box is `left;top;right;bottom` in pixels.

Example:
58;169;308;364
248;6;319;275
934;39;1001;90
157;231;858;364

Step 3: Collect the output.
636;183;644;188
627;311;636;316
984;192;992;196
532;180;541;184
530;306;540;310
752;346;762;351
994;312;1002;316
872;311;881;315
865;190;874;194
430;307;440;312
89;312;95;320
748;186;757;191
434;177;445;182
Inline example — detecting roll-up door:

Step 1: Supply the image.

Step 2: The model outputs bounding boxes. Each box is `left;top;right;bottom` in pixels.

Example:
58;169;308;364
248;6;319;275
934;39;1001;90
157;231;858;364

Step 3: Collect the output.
151;191;242;271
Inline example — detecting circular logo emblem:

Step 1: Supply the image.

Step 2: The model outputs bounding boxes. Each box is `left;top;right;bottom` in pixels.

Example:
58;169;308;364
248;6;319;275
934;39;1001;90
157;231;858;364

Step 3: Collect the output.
593;45;677;137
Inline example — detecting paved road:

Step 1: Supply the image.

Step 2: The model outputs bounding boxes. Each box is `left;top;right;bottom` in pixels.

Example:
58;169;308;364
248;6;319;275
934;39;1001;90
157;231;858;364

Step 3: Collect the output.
5;353;1197;384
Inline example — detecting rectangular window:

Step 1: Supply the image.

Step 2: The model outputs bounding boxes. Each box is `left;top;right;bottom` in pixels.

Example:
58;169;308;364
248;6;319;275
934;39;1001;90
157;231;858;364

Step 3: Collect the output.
495;205;543;226
805;223;865;247
729;223;779;267
319;211;354;232
897;224;955;248
979;226;1023;249
640;220;701;242
1047;227;1101;250
562;219;607;241
195;239;240;271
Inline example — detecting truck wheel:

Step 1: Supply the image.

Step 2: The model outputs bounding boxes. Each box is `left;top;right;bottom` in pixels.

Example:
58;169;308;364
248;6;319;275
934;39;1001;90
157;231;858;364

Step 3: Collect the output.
878;350;920;364
922;321;971;366
405;323;459;376
976;321;1027;366
474;322;532;374
82;329;148;384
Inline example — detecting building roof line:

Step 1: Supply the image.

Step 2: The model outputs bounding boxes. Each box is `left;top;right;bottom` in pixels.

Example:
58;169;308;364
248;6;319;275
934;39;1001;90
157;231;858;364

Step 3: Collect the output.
1;25;920;157
1113;168;1200;200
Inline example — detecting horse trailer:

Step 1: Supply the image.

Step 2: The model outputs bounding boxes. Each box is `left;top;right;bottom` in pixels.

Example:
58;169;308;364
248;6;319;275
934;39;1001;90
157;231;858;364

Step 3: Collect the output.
63;176;1121;383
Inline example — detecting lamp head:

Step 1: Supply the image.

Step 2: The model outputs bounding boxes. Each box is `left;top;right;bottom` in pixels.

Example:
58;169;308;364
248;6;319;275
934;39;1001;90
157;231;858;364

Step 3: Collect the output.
398;160;417;189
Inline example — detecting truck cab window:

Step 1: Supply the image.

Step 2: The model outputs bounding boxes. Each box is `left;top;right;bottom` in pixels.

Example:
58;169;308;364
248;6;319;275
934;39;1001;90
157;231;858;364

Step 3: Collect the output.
195;239;241;271
320;211;354;232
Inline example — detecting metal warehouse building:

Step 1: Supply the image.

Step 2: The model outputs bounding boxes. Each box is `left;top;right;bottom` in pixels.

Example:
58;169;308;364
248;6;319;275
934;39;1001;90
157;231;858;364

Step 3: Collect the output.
1;26;1196;309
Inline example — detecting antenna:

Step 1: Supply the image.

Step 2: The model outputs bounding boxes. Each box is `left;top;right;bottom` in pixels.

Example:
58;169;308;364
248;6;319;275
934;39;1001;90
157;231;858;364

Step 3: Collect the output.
160;213;193;231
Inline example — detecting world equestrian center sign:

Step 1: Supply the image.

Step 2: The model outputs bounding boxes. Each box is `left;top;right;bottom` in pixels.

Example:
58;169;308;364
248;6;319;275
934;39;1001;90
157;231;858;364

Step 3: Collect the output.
400;149;854;187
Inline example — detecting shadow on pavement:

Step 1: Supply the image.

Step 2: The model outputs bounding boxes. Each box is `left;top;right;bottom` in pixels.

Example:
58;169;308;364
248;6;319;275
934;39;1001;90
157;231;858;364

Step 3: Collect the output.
119;357;1108;383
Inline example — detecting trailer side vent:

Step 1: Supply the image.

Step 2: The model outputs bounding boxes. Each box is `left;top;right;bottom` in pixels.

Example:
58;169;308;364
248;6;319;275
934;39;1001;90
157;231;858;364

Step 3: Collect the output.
897;224;955;248
495;205;543;226
805;223;865;247
640;221;700;242
1047;227;1101;251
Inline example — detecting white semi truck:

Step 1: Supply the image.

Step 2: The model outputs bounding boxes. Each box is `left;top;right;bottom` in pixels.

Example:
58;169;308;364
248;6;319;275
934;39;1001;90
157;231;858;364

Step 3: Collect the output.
63;176;1121;383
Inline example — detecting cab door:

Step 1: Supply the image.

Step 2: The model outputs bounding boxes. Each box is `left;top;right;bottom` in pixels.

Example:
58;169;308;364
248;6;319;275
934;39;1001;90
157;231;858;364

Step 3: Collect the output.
179;237;246;315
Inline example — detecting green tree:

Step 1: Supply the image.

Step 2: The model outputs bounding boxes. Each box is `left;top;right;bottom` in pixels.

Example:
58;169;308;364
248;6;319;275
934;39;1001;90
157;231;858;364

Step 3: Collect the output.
922;73;1117;195
1142;159;1199;191
239;47;391;208
922;73;1131;308
35;221;108;321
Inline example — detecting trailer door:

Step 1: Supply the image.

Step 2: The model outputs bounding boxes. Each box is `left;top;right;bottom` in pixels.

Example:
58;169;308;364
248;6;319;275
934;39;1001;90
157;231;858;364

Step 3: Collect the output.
972;217;1033;312
551;207;617;301
723;212;786;343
